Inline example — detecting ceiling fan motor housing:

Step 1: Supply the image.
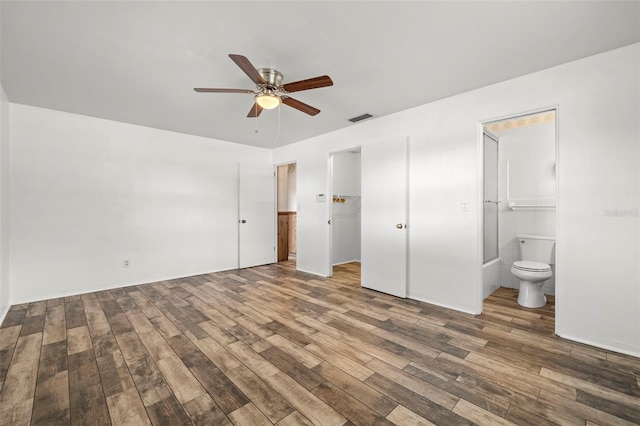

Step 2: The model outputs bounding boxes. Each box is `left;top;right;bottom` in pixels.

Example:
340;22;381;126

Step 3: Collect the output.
257;68;283;91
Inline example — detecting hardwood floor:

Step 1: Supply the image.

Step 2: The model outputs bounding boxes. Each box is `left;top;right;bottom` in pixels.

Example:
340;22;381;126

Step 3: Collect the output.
1;261;639;425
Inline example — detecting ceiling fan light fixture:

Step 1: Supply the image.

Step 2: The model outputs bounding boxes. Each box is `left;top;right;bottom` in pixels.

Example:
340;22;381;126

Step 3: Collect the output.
255;93;281;110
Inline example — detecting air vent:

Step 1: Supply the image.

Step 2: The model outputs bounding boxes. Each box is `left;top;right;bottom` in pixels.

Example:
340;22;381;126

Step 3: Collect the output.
348;113;373;123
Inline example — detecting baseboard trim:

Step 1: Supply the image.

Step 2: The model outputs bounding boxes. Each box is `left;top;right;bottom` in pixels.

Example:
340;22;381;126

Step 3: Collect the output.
0;304;9;326
409;295;481;316
332;260;361;266
556;332;640;359
7;266;244;306
296;266;330;278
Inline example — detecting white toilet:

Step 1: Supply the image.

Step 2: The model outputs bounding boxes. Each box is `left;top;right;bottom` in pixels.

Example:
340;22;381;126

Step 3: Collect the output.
511;235;555;308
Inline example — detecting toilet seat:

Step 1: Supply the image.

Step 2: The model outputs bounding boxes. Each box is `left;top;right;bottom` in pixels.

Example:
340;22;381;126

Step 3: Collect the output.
513;261;551;272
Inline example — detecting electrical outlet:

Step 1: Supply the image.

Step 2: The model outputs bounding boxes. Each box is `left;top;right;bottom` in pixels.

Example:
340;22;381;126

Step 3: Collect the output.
460;200;469;212
123;260;130;268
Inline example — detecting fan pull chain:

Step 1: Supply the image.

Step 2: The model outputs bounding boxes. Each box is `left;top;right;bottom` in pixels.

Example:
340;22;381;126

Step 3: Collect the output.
278;104;281;139
254;104;259;134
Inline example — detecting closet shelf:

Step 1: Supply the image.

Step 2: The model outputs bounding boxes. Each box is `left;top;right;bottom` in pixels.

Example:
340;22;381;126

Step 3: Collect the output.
333;195;361;203
508;200;555;210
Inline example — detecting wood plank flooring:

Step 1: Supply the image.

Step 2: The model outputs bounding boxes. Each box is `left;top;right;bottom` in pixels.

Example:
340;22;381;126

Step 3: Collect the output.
1;261;639;425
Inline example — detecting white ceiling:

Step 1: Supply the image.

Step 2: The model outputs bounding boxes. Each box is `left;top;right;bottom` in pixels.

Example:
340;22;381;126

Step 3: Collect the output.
2;1;639;149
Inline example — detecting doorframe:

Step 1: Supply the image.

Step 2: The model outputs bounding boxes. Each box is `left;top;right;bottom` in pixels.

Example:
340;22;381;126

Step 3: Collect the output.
274;161;297;264
477;106;560;323
326;146;362;278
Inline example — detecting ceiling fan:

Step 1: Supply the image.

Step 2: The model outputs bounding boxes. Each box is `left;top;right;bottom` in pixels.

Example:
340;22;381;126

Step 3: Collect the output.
194;54;333;118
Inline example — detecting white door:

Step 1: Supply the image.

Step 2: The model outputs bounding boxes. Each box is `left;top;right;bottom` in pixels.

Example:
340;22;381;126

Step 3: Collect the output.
239;161;275;268
361;137;408;297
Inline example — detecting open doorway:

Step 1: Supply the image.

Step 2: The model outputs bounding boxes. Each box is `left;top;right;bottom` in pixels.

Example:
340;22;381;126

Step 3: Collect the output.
276;163;297;265
481;109;557;319
329;149;361;276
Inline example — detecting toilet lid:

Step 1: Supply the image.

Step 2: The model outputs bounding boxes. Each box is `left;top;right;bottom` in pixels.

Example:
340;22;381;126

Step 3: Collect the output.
513;261;551;272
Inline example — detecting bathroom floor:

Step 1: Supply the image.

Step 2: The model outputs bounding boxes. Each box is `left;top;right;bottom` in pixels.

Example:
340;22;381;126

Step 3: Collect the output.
485;287;556;334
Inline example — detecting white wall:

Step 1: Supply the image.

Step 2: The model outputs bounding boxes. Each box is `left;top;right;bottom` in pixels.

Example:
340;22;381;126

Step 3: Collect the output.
277;164;297;212
332;152;361;197
0;85;10;320
9;104;271;303
277;165;289;211
497;121;557;293
332;151;361;265
274;43;640;356
500;122;556;201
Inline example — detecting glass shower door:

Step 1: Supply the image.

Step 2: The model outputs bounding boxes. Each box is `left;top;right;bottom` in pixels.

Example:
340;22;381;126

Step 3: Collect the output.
483;132;499;263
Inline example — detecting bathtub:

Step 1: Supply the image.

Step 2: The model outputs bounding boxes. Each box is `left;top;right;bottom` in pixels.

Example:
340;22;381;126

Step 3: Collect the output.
482;257;501;299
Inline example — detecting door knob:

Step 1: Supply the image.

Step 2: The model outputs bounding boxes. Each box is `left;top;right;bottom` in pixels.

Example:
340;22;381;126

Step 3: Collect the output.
396;223;404;229
241;219;247;223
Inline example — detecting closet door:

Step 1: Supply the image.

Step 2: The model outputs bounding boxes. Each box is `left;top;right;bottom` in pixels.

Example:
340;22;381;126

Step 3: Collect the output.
239;161;276;268
361;137;408;298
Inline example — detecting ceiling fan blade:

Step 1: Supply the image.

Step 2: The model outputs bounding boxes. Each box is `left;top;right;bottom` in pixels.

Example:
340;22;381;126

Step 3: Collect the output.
194;88;254;93
282;97;320;116
247;103;264;118
283;75;333;93
229;54;266;86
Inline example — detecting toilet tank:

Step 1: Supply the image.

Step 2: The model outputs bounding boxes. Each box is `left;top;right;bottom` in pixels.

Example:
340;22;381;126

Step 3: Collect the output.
517;234;555;264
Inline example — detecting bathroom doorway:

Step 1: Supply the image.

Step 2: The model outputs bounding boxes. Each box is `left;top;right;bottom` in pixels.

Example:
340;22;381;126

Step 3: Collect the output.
481;109;558;309
276;162;297;266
